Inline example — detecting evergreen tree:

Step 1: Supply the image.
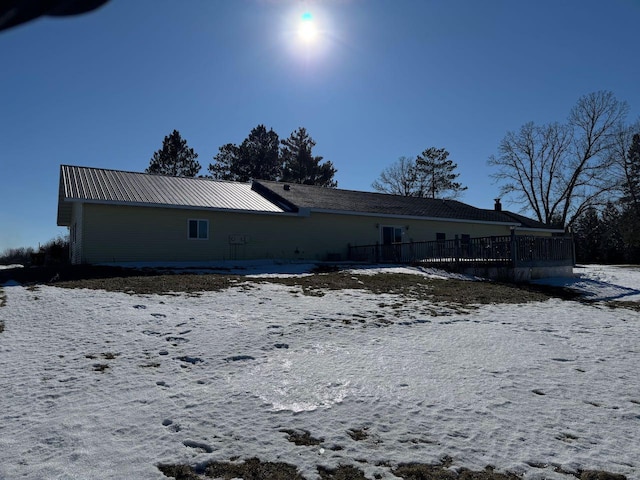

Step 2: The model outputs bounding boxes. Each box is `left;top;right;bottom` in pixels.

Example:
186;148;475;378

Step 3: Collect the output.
146;130;201;177
280;127;337;187
573;207;602;263
623;133;640;214
208;125;281;182
415;147;467;199
208;143;239;180
599;202;625;263
616;132;640;262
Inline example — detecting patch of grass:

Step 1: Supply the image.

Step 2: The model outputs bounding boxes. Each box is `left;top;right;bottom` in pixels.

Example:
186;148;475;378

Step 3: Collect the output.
58;273;245;295
393;463;520;480
577;471;627;480
56;269;575;307
347;427;369;441
158;458;628;480
260;272;568;306
280;428;323;446
604;301;640;312
317;464;368;480
201;457;305;480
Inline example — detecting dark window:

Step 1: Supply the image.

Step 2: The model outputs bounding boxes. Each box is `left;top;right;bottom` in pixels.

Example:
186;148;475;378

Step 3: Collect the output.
382;226;402;245
188;219;209;240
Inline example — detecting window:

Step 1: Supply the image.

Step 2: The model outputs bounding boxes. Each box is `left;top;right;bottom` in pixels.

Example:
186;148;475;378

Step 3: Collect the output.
188;219;209;240
381;226;403;245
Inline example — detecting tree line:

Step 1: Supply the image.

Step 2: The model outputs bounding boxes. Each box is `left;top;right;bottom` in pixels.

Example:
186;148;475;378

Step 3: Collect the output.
488;90;640;263
145;90;640;265
146;125;337;187
145;126;466;196
572;133;640;263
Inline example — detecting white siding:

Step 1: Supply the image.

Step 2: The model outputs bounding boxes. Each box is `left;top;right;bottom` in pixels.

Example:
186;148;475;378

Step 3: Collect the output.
79;204;518;264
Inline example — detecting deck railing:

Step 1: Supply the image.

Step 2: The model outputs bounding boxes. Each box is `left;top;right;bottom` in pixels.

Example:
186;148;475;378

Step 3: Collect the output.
347;233;574;268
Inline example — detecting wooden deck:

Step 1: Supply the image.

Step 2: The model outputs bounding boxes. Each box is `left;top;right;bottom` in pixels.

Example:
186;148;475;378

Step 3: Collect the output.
347;233;575;270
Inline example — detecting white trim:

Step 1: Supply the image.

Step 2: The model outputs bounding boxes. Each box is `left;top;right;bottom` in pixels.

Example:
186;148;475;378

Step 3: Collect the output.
60;198;295;217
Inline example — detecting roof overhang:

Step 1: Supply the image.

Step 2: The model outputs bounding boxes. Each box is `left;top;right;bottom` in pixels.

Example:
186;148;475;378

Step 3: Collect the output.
302;207;523;227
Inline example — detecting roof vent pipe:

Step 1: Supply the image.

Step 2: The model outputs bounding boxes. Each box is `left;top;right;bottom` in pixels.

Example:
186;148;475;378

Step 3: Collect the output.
494;198;502;212
283;184;290;191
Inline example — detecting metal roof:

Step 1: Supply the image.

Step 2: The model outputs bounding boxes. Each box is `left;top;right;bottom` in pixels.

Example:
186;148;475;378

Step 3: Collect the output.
57;165;285;225
57;166;558;231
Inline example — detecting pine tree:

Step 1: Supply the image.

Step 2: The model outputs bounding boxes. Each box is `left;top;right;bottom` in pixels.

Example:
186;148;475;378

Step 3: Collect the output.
280;127;337;187
623;133;640;213
415;147;467;199
208;125;281;182
599;202;625;263
146;130;201;177
573;207;602;263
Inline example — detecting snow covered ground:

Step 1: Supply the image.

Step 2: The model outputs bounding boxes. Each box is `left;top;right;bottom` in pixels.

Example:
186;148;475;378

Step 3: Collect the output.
0;264;639;479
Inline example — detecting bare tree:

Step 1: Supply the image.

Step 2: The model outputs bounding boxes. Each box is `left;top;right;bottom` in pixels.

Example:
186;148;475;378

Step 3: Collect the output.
489;91;629;227
371;156;423;196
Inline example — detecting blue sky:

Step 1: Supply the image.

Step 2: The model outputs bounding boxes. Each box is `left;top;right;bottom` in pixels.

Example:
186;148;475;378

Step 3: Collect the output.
1;0;639;252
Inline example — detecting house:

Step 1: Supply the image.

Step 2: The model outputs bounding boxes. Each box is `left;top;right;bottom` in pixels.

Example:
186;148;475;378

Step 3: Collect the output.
57;165;569;276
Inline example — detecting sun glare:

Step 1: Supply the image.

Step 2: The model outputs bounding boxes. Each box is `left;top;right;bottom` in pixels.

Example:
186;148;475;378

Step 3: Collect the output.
283;7;334;65
298;12;318;43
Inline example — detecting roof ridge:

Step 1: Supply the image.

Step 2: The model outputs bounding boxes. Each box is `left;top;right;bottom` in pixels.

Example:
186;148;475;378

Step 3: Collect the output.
256;179;470;203
61;165;251;185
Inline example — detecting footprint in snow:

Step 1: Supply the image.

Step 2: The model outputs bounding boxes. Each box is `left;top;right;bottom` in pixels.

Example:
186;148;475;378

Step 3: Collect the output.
177;356;203;365
183;440;212;453
224;355;255;362
162;419;180;432
142;330;163;337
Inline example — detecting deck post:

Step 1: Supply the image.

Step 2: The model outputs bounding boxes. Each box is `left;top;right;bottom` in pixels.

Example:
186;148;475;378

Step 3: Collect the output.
510;230;517;267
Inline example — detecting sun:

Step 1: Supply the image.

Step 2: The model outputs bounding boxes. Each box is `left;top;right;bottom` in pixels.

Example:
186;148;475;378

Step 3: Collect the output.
297;12;318;43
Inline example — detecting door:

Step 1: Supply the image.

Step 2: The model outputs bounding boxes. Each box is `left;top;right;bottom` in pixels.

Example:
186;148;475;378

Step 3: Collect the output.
381;226;403;261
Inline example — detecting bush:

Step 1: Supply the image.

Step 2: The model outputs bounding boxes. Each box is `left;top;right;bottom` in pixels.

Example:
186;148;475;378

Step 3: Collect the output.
0;246;34;266
0;236;69;267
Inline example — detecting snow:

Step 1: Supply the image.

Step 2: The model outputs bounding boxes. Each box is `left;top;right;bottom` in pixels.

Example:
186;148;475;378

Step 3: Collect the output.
0;265;639;479
532;264;640;302
0;264;23;270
